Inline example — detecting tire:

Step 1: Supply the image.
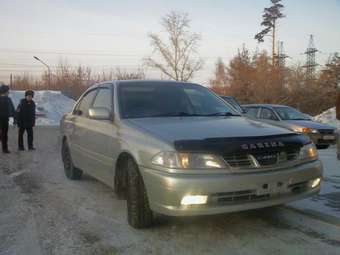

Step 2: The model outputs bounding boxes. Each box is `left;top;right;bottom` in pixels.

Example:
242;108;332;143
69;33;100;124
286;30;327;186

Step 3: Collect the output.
114;169;127;200
61;140;83;180
316;144;330;150
126;158;153;228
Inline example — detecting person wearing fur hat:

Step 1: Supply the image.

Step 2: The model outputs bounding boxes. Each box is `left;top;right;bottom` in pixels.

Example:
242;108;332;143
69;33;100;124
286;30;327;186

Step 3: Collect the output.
0;84;16;153
16;90;36;151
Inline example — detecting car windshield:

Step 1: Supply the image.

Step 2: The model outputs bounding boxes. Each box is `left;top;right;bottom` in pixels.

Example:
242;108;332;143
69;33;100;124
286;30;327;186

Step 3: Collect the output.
118;82;239;119
274;106;310;120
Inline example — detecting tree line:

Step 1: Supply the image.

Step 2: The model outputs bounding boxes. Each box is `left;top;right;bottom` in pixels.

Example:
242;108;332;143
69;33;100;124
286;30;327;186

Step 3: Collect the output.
210;48;340;116
8;7;340;115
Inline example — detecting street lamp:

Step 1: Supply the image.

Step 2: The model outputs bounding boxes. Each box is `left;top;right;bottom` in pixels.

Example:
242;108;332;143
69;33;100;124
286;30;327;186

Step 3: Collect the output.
33;56;51;89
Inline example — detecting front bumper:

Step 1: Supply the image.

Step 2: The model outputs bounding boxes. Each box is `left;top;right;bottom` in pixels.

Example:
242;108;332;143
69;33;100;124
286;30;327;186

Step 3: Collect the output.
308;133;336;146
141;160;323;216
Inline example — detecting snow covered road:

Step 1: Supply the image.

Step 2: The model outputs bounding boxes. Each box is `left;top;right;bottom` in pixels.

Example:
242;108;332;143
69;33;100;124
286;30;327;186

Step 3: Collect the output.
0;127;340;255
289;146;340;222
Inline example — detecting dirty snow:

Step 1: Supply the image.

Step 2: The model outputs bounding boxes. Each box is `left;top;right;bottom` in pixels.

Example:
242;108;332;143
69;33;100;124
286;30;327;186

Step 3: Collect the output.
9;90;75;126
313;107;340;130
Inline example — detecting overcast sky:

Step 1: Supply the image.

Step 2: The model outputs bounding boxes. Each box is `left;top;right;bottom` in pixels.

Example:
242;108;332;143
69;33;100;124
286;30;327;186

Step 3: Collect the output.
0;0;339;84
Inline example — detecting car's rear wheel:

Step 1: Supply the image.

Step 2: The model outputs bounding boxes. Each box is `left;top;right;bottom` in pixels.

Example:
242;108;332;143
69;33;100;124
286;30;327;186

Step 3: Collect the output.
126;158;153;228
316;144;330;150
61;140;82;180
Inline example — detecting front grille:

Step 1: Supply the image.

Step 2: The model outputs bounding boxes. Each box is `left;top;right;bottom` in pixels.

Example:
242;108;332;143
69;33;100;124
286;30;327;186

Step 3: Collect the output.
211;190;270;204
223;154;253;168
223;150;299;170
318;129;334;135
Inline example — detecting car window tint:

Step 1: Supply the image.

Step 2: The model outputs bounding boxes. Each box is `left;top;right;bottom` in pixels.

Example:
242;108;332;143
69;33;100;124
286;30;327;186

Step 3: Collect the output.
75;90;97;117
260;108;278;120
92;88;111;110
245;107;259;118
118;82;236;119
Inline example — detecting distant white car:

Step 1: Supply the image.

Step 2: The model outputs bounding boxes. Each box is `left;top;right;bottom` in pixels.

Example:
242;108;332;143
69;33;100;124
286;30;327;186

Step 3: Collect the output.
36;105;47;118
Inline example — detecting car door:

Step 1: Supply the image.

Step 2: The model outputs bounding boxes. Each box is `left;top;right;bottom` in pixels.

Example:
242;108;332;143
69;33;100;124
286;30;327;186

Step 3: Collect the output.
244;107;260;119
70;89;98;170
77;85;119;186
259;107;282;127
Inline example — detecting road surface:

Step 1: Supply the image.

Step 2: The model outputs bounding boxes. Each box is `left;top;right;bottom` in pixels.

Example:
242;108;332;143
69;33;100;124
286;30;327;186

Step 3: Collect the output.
1;127;339;255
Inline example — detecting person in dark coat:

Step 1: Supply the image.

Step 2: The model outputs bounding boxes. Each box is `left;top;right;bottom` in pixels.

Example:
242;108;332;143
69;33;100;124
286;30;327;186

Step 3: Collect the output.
0;84;16;153
17;90;36;150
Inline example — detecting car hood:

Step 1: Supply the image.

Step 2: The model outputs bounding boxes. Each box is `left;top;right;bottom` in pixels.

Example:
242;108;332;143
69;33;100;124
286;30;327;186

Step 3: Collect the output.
285;120;335;130
126;116;294;143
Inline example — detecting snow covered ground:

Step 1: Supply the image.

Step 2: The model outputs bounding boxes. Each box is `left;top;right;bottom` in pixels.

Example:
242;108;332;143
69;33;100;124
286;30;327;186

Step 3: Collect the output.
313;107;340;130
9;90;75;126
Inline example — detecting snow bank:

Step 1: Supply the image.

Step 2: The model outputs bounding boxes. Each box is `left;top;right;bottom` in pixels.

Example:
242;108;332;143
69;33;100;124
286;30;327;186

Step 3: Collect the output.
313;107;340;130
9;90;75;126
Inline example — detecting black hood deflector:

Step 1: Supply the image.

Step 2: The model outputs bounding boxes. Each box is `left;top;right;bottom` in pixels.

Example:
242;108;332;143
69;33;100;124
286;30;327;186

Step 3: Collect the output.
174;133;310;155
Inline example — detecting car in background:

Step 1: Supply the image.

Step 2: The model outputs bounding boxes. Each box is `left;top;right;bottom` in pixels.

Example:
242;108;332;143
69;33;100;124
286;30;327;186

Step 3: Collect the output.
220;96;246;114
243;104;336;149
36;105;47;118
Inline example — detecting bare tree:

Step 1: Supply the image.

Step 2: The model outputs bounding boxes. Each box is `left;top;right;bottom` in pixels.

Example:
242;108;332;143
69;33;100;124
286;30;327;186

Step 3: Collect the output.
114;68;145;80
255;0;285;66
145;11;203;82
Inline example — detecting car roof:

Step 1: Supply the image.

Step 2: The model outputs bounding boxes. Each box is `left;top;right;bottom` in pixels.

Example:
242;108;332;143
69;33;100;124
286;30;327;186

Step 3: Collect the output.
88;80;200;90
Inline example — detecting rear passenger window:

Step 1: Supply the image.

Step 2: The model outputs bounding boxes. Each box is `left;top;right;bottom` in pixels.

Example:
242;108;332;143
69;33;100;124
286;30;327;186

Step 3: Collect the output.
245;107;259;118
92;88;112;110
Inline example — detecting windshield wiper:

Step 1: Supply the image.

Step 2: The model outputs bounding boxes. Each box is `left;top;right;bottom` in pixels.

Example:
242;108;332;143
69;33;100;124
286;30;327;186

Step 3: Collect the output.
205;112;241;117
149;112;204;117
289;118;310;120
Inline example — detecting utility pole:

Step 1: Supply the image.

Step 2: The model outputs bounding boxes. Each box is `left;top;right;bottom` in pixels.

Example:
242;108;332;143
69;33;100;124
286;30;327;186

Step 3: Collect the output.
277;41;289;68
303;35;318;81
33;56;51;89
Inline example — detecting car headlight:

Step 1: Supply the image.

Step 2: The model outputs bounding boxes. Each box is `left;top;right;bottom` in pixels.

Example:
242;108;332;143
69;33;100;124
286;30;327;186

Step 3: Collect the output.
151;152;227;169
293;127;318;134
299;143;318;161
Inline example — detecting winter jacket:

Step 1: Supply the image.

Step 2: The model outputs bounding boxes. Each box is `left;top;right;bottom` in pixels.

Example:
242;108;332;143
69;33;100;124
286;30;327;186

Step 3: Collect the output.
336;90;340;121
16;99;36;128
0;96;16;121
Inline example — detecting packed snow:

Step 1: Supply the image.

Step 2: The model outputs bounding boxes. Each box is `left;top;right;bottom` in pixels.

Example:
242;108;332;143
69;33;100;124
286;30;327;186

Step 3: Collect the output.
313;107;340;130
9;90;75;126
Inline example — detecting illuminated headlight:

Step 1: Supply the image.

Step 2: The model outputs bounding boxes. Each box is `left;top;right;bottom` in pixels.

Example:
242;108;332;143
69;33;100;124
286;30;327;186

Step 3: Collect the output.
181;195;208;205
151;152;227;169
293;127;318;134
309;177;321;188
299;143;318;161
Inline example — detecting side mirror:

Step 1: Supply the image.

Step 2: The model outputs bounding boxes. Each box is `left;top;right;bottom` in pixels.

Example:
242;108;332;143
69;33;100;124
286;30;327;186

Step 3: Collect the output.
88;107;111;120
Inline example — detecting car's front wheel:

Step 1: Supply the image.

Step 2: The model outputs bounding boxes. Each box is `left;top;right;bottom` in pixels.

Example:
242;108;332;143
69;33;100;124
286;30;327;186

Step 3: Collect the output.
61;140;83;180
126;158;153;228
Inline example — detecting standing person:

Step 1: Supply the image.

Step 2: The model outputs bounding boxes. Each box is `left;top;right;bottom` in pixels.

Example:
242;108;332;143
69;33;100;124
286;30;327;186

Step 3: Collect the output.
337;82;340;160
0;84;16;153
17;90;36;151
337;81;340;121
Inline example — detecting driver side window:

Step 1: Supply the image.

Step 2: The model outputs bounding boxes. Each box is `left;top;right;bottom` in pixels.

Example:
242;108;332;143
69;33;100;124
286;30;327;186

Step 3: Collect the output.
260;108;278;121
92;88;112;110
